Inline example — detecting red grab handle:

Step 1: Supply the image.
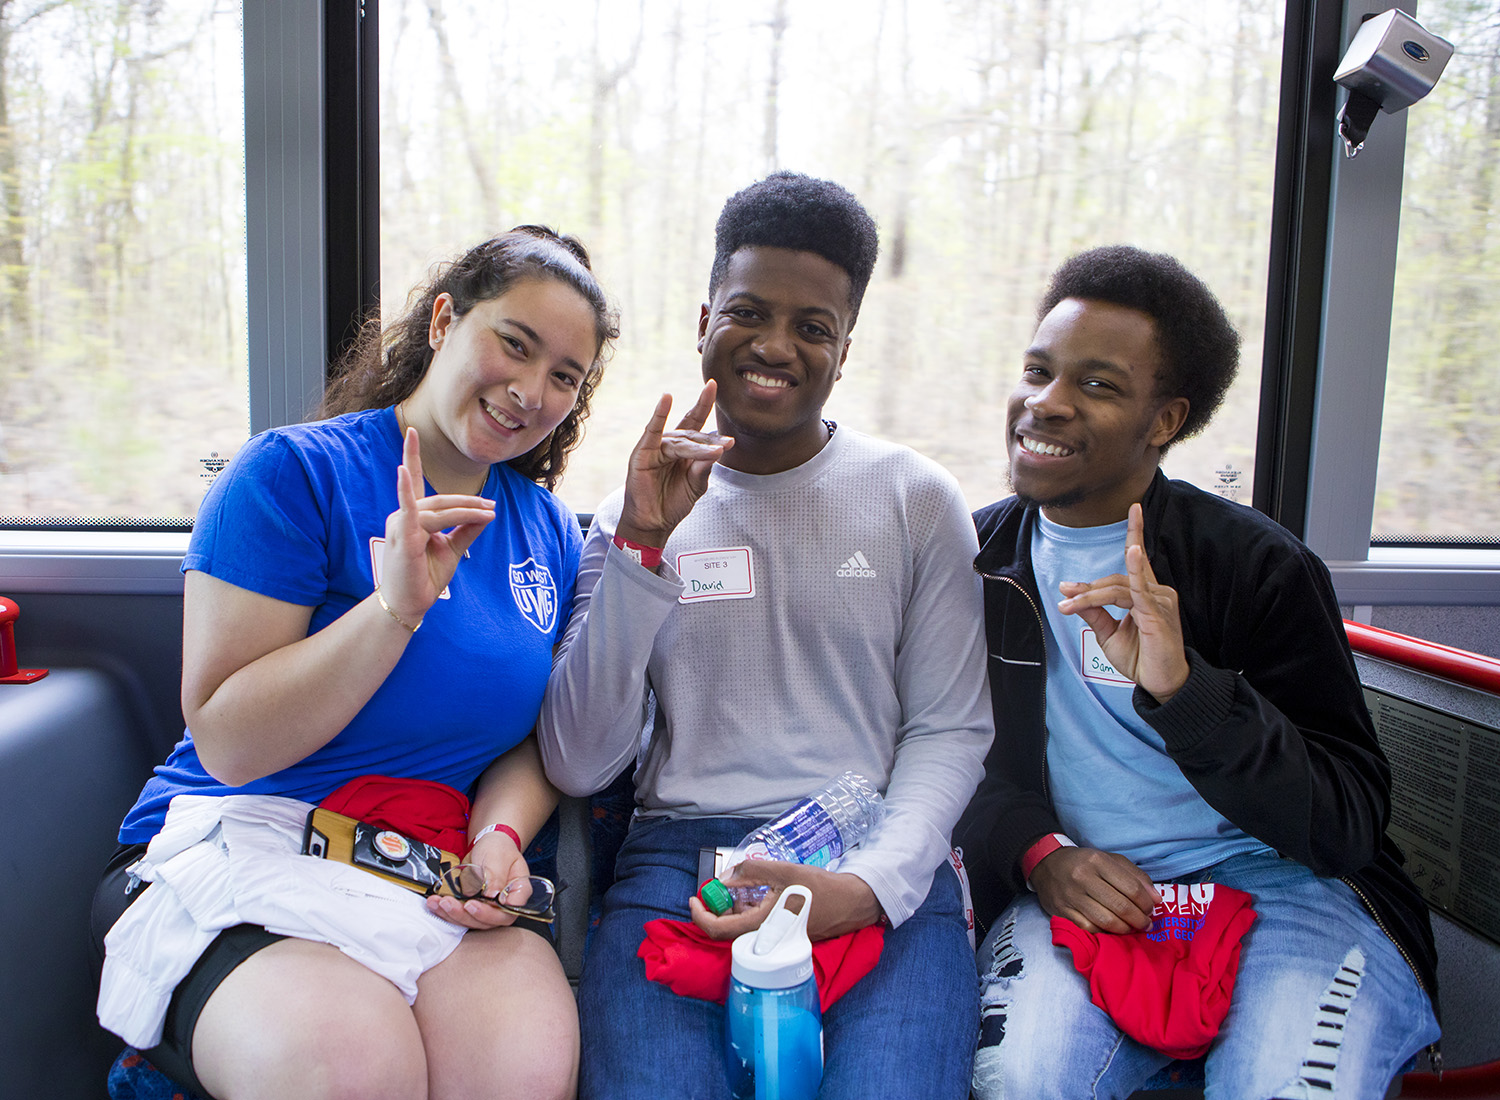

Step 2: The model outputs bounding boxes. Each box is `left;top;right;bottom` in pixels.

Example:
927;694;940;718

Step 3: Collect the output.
0;596;48;684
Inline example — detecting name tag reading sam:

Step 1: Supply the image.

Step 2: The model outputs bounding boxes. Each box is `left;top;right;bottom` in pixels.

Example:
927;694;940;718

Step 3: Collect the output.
677;547;754;603
1080;626;1132;686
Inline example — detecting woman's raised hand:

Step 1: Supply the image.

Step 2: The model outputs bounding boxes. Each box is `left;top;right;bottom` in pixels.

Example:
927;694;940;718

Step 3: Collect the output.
616;381;733;547
379;428;496;628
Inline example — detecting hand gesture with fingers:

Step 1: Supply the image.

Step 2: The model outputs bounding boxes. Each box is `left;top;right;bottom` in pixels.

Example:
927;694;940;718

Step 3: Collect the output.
378;428;496;629
1030;845;1160;935
1055;503;1190;703
617;381;733;547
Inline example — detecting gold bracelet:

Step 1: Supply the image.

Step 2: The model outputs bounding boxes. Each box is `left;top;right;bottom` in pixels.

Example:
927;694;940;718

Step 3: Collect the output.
374;586;420;633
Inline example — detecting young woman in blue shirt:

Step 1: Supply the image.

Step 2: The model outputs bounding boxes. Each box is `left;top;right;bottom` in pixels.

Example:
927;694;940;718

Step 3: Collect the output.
95;226;618;1100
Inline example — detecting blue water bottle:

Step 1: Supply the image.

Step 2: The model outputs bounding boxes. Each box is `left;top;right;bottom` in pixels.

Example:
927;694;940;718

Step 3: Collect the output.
724;885;823;1100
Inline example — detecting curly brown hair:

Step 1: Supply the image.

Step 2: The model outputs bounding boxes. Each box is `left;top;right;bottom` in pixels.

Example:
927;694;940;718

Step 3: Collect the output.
318;226;620;488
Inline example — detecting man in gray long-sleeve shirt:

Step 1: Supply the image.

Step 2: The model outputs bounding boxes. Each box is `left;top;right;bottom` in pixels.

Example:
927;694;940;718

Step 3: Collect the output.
538;172;993;1100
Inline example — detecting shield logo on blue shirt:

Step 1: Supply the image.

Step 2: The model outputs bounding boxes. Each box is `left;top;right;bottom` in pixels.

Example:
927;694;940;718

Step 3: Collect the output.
509;557;558;634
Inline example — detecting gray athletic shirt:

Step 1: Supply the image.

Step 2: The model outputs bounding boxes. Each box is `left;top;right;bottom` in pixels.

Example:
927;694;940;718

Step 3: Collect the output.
537;426;993;925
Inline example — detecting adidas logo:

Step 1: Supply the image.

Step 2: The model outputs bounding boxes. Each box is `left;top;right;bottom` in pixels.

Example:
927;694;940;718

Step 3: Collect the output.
837;551;877;579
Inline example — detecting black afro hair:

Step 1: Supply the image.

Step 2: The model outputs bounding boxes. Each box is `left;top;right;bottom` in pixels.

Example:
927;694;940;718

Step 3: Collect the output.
709;171;880;323
1038;245;1240;452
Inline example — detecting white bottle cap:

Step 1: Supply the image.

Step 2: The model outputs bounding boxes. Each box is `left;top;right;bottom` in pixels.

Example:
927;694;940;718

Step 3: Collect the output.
730;885;815;990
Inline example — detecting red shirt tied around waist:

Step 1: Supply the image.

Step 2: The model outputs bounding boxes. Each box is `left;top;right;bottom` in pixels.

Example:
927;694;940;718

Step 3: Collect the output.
319;774;472;854
1050;882;1257;1060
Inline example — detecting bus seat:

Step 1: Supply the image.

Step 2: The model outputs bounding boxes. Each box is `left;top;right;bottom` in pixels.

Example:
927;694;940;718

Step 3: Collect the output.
106;1049;206;1100
21;626;1500;1100
0;667;156;1100
0;654;601;1100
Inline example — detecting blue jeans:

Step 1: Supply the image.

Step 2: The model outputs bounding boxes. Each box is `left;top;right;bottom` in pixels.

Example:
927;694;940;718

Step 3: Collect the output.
578;816;978;1100
971;851;1439;1100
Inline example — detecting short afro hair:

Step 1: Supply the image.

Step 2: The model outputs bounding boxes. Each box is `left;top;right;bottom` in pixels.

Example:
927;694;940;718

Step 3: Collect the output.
709;172;880;324
1038;245;1240;453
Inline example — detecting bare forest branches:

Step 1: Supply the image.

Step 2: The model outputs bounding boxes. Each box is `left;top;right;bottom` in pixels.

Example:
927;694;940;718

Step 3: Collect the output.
368;0;1491;534
1377;0;1500;539
1;0;1495;540
0;0;244;517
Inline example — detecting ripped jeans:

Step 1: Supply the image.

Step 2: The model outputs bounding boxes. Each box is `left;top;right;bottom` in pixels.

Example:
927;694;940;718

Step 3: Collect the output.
972;851;1439;1100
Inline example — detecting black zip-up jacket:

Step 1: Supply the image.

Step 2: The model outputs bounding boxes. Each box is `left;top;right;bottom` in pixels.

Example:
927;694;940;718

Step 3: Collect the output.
953;471;1439;1019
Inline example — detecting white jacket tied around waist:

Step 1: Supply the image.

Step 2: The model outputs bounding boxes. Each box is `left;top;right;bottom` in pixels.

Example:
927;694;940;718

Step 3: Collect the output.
98;793;466;1049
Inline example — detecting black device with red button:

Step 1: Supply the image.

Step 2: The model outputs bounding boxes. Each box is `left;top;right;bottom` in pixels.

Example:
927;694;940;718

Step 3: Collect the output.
302;806;459;896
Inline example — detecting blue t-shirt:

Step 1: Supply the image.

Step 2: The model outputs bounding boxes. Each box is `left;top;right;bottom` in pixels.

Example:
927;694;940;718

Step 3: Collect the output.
119;407;583;843
1034;514;1271;879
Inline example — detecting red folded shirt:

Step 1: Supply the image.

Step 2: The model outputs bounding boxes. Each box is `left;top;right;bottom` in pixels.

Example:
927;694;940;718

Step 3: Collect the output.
1050;881;1256;1060
319;774;472;855
639;918;885;1012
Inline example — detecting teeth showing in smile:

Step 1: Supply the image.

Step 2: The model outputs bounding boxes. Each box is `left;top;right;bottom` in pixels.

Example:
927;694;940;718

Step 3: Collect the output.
1021;436;1074;458
482;400;522;431
742;370;791;390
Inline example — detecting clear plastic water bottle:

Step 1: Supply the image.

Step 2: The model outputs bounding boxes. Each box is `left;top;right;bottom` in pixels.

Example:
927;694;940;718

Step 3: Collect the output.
725;886;823;1100
701;880;774;914
700;772;882;916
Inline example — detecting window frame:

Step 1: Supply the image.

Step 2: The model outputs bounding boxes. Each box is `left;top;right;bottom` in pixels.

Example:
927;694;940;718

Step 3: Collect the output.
4;0;1497;606
1295;1;1500;604
2;0;371;594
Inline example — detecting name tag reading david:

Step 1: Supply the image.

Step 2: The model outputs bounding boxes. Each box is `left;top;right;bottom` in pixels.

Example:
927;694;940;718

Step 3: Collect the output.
677;547;754;603
1080;627;1132;685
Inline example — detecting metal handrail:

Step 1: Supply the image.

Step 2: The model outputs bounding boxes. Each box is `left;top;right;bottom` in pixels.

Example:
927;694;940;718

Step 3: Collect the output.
1343;620;1500;695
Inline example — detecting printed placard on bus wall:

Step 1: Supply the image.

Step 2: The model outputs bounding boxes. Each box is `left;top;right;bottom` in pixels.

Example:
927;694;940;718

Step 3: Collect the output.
1364;686;1500;947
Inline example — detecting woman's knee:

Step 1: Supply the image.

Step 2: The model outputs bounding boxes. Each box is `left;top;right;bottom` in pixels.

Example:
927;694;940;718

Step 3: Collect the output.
192;939;427;1100
198;1009;428;1100
449;980;578;1100
418;927;579;1100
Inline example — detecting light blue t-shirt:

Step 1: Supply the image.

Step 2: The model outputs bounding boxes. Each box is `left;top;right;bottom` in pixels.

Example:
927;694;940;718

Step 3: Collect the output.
119;407;583;843
1034;514;1271;879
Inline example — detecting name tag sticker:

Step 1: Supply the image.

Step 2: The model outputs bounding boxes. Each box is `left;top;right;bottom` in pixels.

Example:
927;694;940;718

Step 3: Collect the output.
676;547;754;603
1080;627;1132;685
370;536;451;599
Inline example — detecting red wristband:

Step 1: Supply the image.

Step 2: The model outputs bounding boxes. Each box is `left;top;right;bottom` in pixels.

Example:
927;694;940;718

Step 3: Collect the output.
1020;832;1076;881
613;533;663;569
469;822;522;855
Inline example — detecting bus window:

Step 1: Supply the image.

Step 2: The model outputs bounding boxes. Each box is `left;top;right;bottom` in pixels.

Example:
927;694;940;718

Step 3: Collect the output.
1375;0;1500;548
0;0;248;531
376;0;1285;512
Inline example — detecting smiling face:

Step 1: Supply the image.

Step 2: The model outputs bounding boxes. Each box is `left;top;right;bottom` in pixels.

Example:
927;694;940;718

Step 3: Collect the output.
697;246;854;474
403;277;599;494
1007;298;1189;527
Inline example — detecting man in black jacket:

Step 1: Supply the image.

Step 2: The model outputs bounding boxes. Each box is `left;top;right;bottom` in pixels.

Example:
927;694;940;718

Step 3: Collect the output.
956;246;1439;1099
